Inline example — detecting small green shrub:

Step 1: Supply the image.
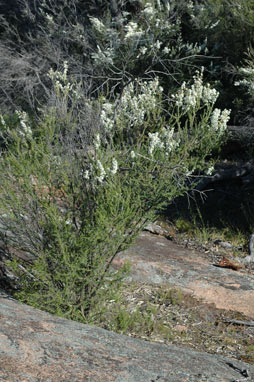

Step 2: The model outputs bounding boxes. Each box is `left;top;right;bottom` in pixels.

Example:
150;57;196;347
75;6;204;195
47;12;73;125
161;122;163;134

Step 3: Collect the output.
0;64;230;322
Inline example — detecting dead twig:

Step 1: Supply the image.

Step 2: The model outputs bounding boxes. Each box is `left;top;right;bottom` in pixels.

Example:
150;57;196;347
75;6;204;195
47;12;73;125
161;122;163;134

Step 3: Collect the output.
224;319;254;327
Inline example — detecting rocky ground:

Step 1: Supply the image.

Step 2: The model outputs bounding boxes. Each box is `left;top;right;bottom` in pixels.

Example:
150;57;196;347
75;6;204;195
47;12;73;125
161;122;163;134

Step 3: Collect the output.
98;223;254;365
1;288;254;382
1;224;254;381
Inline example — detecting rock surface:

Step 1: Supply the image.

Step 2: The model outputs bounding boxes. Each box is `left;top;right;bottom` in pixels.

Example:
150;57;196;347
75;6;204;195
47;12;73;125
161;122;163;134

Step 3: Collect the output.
1;290;254;382
113;231;254;318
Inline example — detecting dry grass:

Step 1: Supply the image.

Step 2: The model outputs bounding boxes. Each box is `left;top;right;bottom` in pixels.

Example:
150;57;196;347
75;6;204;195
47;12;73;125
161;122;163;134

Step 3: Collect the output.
93;282;254;364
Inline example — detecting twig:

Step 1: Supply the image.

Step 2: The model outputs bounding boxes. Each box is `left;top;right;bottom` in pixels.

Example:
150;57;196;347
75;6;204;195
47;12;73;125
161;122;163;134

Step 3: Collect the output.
224;319;254;327
226;362;250;379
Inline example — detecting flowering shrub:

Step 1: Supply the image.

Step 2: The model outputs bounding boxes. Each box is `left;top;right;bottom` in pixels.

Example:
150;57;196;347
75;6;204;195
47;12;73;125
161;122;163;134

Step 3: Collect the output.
235;63;254;99
0;0;210;115
0;58;230;322
89;0;208;95
234;47;254;125
181;0;254;124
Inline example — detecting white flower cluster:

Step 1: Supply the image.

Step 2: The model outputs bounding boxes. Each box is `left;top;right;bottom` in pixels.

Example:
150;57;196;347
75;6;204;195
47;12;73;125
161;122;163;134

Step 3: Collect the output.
0;114;6;128
120;79;161;125
94;157;119;183
45;13;54;25
89;0;203;71
89;17;106;34
100;78;162;132
110;158;118;175
48;61;68;82
96;159;106;183
148;127;179;157
184;41;202;55
48;62;82;100
238;67;254;76
210;108;231;135
83;134;119;183
130;150;136;159
48;61;77;96
186;1;194;10
235;66;254;97
15;110;32;138
172;70;219;111
206;165;214;176
124;22;144;41
100;102;114;132
91;45;115;66
148;132;164;156
94;133;101;150
141;4;154;20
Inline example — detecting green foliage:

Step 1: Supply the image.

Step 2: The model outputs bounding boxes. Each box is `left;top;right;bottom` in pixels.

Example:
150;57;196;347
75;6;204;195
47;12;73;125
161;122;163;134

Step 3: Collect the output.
89;0;208;96
184;0;254;123
234;46;254;125
0;0;252;346
0;63;229;322
93;284;183;337
1;115;140;321
0;0;209;114
0;0;253;127
190;0;254;65
175;217;194;234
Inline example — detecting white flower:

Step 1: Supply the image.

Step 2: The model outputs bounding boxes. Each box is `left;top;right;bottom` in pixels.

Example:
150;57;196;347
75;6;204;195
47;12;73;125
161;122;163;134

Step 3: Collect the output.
92;46;114;66
130;150;136;159
102;102;113;113
187;1;194;9
209;20;220;29
110;158;118;175
154;40;162;50
94;134;101;150
148;131;164;156
172;71;219;111
155;18;161;28
174;82;186;107
63;61;68;82
83;170;90;180
163;47;170;54
15;110;32;138
156;0;161;10
202;85;218;104
142;4;154;19
48;67;55;80
0;115;6;127
100;78;163;135
206;166;214;175
139;46;148;55
239;67;254;76
161;127;179;155
235;66;254;97
220;109;231;132
210;108;230;134
100;102;114;131
210;108;221;131
96;160;106;183
125;22;143;40
89;17;106;34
